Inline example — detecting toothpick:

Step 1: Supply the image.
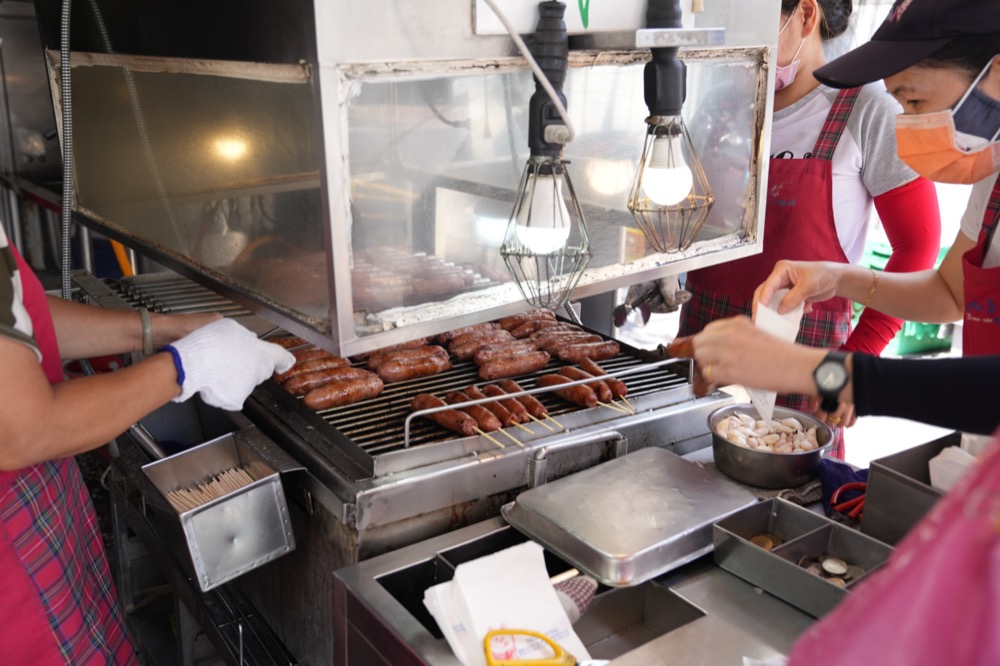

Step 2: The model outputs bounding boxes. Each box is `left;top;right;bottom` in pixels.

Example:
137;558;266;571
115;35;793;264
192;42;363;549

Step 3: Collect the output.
476;428;505;449
499;429;524;447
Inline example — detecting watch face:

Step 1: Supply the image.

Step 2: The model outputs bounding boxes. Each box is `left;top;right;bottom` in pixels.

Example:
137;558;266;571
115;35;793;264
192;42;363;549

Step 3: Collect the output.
817;361;848;391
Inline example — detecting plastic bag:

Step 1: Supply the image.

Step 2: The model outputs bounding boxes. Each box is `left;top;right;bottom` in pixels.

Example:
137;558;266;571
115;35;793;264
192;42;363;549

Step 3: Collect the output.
788;431;1000;666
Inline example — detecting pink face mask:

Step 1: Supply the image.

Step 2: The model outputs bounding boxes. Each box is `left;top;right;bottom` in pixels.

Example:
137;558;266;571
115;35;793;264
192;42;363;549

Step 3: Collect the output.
775;10;805;92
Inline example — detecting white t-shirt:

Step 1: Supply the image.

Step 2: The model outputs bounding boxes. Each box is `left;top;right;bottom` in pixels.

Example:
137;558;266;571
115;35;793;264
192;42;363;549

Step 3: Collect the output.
959;174;1000;268
770;84;918;264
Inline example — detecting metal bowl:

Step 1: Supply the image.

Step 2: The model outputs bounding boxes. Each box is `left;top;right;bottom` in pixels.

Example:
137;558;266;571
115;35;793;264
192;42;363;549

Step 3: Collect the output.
708;404;834;489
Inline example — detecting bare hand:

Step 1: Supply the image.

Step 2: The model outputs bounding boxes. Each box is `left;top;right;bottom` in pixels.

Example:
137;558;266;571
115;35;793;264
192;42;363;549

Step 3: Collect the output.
813;397;858;429
690;316;823;396
753;260;841;317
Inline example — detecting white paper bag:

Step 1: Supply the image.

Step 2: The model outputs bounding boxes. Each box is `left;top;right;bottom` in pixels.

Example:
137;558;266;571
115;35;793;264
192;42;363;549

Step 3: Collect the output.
424;541;591;666
748;289;805;421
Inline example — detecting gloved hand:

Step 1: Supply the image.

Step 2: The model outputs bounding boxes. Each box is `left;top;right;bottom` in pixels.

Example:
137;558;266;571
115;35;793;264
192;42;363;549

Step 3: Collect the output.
163;318;295;410
614;275;692;327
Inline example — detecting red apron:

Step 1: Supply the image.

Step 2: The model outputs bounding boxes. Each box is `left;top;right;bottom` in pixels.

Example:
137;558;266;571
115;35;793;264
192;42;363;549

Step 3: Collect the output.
962;175;1000;355
0;247;136;664
680;88;862;459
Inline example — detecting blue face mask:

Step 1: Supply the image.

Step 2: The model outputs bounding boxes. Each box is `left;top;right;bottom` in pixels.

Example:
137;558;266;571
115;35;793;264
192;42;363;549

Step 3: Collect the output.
951;59;1000;151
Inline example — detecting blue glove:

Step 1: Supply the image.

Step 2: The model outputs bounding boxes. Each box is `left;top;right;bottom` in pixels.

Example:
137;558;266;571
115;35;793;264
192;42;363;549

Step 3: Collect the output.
163;318;295;410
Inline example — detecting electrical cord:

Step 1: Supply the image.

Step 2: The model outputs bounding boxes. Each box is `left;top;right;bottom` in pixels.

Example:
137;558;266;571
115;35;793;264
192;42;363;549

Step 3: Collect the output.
482;0;576;144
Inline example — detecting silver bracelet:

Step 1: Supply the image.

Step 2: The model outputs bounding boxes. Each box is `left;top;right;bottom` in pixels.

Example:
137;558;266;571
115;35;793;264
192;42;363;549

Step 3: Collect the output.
138;307;155;356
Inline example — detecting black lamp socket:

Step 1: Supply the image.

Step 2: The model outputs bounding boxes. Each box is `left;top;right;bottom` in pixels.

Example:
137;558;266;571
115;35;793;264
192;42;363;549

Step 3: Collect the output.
528;1;569;157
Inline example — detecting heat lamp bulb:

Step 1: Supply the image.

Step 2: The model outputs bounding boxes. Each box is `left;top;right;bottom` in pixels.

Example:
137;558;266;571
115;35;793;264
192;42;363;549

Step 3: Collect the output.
514;173;572;255
642;134;694;206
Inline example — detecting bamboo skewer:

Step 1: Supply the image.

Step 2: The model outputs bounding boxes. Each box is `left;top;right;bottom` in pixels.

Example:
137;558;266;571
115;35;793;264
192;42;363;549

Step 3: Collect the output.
545;415;563;429
476;428;506;449
514;421;535;434
529;413;556;431
621;396;636;412
498;429;525;447
165;465;258;513
598;400;630;414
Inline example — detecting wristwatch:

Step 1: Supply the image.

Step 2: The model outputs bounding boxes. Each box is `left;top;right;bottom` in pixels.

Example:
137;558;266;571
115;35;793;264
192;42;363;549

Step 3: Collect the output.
813;351;849;413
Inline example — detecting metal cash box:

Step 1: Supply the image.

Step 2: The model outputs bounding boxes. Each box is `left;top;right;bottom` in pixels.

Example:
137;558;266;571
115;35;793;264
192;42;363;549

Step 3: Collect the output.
713;499;892;618
141;428;296;592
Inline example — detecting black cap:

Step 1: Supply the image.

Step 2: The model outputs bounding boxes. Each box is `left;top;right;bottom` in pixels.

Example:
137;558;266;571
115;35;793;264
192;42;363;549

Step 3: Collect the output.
815;0;1000;89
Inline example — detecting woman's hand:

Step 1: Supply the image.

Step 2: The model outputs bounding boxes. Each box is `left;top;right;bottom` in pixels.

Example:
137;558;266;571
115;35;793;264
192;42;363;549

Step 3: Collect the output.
753;260;843;316
689;316;826;396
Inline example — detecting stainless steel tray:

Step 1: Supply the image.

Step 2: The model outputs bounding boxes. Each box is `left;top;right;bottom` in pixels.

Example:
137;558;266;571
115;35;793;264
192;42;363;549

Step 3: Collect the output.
501;447;757;587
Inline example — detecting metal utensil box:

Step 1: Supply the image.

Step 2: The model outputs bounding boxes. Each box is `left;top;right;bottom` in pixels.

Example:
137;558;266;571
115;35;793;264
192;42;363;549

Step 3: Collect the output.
141;429;296;592
861;431;959;545
713;499;892;618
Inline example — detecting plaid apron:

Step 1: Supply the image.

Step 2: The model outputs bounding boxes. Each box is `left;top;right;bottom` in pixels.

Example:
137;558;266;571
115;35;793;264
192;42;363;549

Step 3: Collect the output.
0;245;135;665
962;174;1000;355
680;88;863;459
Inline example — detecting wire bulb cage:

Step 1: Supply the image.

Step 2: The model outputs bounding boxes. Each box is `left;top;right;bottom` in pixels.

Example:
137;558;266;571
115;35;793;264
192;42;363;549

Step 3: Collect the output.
501;157;592;309
627;116;714;253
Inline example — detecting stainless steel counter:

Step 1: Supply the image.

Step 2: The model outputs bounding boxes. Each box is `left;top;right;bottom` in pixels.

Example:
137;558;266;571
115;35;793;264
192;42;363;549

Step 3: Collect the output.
332;515;815;666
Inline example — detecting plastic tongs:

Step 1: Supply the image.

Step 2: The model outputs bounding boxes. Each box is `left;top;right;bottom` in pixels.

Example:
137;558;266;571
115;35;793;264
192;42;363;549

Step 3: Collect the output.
483;629;609;666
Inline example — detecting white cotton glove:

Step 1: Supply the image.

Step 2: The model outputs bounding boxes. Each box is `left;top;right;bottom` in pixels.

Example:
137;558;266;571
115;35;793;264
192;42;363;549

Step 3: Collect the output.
163;318;295;411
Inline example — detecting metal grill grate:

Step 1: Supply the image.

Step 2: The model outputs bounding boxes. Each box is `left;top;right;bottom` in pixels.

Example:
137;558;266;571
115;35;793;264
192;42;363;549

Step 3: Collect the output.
305;354;689;455
112;275;251;317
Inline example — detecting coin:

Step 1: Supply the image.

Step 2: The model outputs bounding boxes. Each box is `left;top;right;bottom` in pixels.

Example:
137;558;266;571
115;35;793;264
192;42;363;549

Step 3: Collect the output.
797;555;816;568
824;576;847;588
750;534;774;551
821;556;848;576
844;565;866;581
763;533;784;547
805;563;824;576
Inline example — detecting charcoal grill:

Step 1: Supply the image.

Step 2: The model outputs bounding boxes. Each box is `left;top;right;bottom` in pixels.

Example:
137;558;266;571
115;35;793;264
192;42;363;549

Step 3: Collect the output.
88;272;732;666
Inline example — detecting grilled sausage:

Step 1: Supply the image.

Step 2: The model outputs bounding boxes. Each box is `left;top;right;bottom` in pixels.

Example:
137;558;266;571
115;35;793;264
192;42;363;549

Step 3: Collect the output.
284;367;370;396
536;374;598;409
481;384;529;423
269;336;309;349
366;345;448;371
411;393;479;437
352;338;430;362
498;379;548;419
473;341;538;366
273;349;338;382
536;334;603;355
445;392;501;432
303;373;384;410
275;355;351;384
499;309;556;330
435;322;501;344
557;341;621;363
463;386;518;427
558;366;613;402
449;328;514;350
450;331;516;361
377;355;452;383
664;335;695;359
478;351;551;381
509;319;566;339
580;358;628;399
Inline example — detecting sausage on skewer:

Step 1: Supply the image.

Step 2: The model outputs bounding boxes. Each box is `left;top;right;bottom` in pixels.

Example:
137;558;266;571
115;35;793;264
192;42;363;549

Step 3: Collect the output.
536;374;598;409
579;358;628;399
445;392;502;432
411;393;479;437
557;366;613;402
464;386;518;427
498;379;548;419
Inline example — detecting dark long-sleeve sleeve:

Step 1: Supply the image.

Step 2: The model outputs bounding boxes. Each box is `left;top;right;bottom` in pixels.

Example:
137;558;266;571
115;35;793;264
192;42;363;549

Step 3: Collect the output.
852;353;1000;435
